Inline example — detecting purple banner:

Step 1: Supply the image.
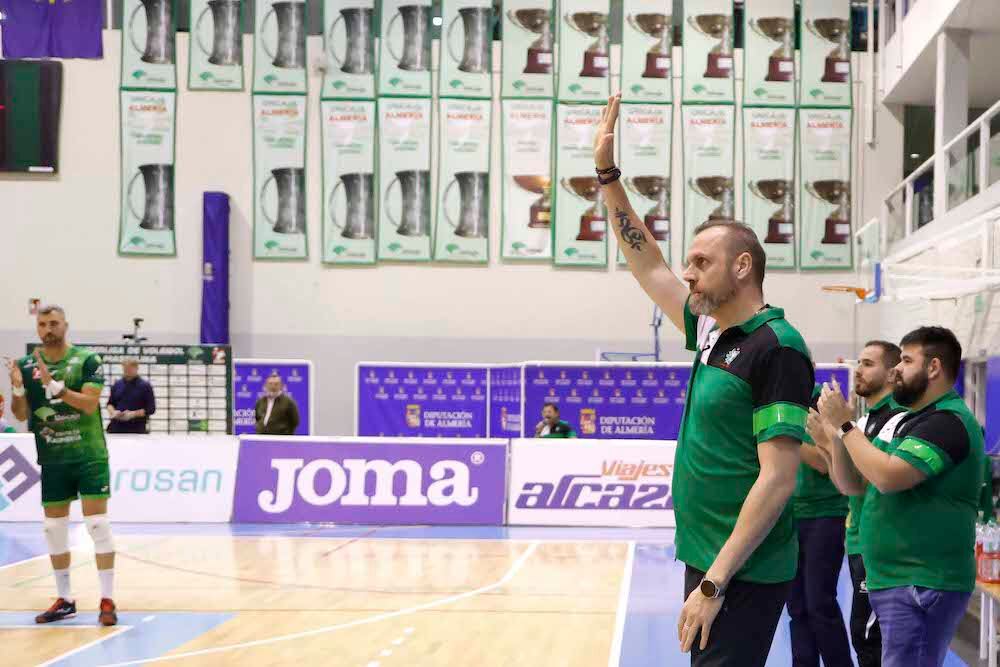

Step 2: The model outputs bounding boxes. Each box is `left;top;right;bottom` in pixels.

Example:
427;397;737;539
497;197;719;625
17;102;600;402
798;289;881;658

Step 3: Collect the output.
234;360;312;436
489;366;522;438
814;366;851;396
232;438;507;524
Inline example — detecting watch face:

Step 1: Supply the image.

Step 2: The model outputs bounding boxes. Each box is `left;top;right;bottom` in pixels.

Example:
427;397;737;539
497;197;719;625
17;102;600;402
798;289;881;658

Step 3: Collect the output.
699;579;718;598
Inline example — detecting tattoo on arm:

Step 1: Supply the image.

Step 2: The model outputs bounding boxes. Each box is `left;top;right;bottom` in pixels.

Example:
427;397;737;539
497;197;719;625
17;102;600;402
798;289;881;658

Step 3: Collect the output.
616;208;644;251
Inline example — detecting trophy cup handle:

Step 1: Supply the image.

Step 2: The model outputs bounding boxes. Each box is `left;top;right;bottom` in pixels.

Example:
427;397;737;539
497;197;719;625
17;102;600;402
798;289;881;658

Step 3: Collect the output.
564;14;583;34
804;20;821;39
442;179;459;229
805;182;819;200
623;177;639;196
748;180;762;199
261;8;277;60
386;12;403;63
194;7;213;57
260;174;276;226
128;4;146;56
686;15;700;33
127;170;145;222
625;14;641;34
748;19;768;40
446;15;464;65
328;179;345;228
327;15;345;66
383;176;400;229
687;178;705;199
506;10;526;33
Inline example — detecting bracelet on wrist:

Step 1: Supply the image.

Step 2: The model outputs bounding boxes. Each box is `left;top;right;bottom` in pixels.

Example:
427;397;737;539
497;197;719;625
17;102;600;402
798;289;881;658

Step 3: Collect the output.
595;164;617;175
597;168;621;185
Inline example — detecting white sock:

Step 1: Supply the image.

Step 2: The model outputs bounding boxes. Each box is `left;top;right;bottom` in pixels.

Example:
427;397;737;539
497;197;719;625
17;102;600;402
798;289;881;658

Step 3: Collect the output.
98;568;114;600
53;568;73;602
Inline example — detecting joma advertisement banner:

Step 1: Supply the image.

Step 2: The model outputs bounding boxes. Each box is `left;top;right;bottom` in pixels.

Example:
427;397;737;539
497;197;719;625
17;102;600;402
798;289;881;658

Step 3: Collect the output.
681;0;734;104
501;100;553;261
799;108;853;270
378;98;433;261
617;103;672;265
681;105;735;254
501;0;555;98
121;0;177;90
557;0;611;103
799;0;852;107
188;0;245;91
321;99;377;264
233;359;313;436
378;0;433;97
253;95;309;260
743;107;796;269
554;103;607;267
322;0;376;100
439;0;493;99
742;0;795;107
253;0;308;93
119;90;177;257
620;0;672;104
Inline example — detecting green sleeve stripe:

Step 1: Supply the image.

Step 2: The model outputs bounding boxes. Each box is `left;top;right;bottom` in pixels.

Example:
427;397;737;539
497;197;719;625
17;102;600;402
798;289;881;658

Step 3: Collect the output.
683;297;699;352
893;436;951;476
753;402;808;437
757;423;807;445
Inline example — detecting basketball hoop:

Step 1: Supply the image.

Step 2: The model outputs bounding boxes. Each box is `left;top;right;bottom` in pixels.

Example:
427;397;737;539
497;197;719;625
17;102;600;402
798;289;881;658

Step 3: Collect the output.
821;285;870;300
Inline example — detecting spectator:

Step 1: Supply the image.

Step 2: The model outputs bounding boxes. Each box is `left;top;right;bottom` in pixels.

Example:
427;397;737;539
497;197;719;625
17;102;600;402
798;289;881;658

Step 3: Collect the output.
0;394;15;432
255;374;300;436
107;358;155;434
534;402;576;438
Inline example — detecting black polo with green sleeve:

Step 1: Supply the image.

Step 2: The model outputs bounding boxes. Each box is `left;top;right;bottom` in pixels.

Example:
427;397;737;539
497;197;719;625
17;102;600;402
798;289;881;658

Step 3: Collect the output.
675;299;814;584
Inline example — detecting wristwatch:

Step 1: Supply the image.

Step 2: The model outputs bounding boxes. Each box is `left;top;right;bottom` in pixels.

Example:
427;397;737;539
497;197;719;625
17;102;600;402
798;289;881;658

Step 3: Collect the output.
699;578;725;599
839;421;856;437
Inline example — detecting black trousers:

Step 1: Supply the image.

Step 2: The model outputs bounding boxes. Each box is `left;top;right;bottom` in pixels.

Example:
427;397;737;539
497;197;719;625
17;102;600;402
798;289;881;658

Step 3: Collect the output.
848;554;882;667
683;565;791;667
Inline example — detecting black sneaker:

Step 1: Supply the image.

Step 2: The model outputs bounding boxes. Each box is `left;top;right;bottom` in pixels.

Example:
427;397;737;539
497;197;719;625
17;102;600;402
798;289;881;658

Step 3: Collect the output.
35;597;76;624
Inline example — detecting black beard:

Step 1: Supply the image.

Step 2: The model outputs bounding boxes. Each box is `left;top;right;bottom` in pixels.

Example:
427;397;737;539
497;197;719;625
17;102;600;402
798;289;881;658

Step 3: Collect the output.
893;371;929;407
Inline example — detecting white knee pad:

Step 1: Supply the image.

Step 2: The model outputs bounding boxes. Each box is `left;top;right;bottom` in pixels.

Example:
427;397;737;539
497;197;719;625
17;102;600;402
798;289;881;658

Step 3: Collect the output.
43;516;70;555
84;514;114;554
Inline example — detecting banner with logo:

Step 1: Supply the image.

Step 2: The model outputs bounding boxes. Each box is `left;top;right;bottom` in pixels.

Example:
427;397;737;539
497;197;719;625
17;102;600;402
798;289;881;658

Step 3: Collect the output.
322;0;376;99
489;366;523;439
815;364;851;391
252;0;307;93
121;0;177;90
799;108;852;270
439;0;493;99
378;98;434;261
501;99;553;260
743;107;796;268
742;0;795;106
253;94;308;260
377;0;433;97
232;437;508;524
681;105;735;254
188;0;245;91
557;0;611;103
321;99;377;264
680;0;734;104
617;103;672;265
434;98;491;263
501;0;555;98
620;0;672;104
233;359;313;436
522;364;690;439
119;90;177;257
799;0;852;107
554;103;607;267
507;439;676;527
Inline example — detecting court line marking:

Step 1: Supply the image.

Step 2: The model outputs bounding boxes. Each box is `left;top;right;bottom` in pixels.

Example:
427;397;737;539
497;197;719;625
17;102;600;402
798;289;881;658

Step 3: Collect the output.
37;626;133;667
0;554;48;572
1;625;135;630
607;541;635;667
99;541;540;666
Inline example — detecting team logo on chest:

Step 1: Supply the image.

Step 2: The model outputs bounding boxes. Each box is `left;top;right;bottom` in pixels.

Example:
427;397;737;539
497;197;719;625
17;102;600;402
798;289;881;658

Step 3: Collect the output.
724;348;741;366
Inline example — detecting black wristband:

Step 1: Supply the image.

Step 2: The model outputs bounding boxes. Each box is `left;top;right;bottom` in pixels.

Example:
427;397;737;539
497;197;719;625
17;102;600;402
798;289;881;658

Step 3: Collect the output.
597;168;621;185
595;164;617;175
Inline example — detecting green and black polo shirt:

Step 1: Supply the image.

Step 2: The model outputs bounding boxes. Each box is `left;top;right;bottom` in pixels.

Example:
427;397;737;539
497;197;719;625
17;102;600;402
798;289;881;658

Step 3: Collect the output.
541;420;577;438
675;300;814;584
794;384;849;521
860;390;985;593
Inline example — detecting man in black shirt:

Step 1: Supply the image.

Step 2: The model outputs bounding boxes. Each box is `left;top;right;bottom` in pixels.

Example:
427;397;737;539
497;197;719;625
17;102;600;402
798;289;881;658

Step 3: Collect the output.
106;358;156;434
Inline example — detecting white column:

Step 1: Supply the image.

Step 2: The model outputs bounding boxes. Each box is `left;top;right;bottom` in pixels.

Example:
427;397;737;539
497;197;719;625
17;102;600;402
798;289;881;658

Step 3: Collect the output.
933;29;971;220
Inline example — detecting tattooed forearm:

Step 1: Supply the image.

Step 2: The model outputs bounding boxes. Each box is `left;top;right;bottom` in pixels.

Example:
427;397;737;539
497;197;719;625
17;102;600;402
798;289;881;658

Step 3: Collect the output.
616;208;645;251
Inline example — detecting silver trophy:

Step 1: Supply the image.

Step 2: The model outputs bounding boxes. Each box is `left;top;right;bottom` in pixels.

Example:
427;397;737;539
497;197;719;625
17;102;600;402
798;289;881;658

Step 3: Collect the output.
384;169;431;237
446;7;492;74
128;164;174;231
329;172;375;239
328;7;375;75
386;4;432;72
194;0;242;67
128;0;175;65
260;167;306;234
689;176;735;222
749;179;794;243
261;1;306;70
442;171;489;238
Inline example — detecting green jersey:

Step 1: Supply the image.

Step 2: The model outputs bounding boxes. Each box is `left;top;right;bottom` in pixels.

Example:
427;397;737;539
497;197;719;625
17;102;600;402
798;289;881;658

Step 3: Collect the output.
794;384;848;520
18;346;108;466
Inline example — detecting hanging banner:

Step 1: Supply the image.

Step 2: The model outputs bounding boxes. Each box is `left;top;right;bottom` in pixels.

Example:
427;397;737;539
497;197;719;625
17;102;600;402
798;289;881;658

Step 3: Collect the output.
743;107;796;269
742;0;795;107
557;0;611;103
322;0;376;100
121;0;177;90
252;95;308;260
681;105;735;254
188;0;245;91
233;359;313;435
617;103;672;265
119;90;177;256
501;0;555;99
681;0;734;104
434;98;491;263
620;0;672;104
253;0;307;93
501;99;553;261
378;0;433;97
799;108;853;269
439;0;493;99
378;97;433;261
321;99;377;264
554;103;607;267
800;0;852;107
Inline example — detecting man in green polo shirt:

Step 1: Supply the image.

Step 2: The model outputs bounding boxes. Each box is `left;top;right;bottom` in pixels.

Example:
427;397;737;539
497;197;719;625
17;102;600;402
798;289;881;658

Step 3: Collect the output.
817;327;984;667
534;403;577;438
594;94;811;666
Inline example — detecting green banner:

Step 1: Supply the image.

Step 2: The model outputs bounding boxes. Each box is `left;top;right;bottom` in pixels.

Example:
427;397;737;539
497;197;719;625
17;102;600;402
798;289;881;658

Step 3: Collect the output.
378;98;433;261
800;0;852;107
620;0;672;104
799;108;853;270
378;0;433;97
121;0;177;90
681;0;734;104
681;104;735;253
439;0;493;99
253;0;308;93
501;0;555;98
501;99;553;260
188;0;245;91
435;98;491;263
617;103;672;265
554;103;607;267
252;95;309;260
322;0;376;100
321;100;377;264
119;91;177;256
743;107;796;269
742;0;795;107
557;0;611;103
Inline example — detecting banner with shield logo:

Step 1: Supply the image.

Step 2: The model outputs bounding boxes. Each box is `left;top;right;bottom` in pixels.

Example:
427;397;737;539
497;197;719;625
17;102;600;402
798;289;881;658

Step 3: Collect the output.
321;0;377;99
799;0;852;107
680;0;734;104
557;0;611;103
620;0;673;104
554;103;607;267
501;100;553;261
742;0;795;107
617;104;672;265
253;0;308;93
799;108;853;269
501;0;555;98
188;0;245;91
743;107;796;268
681;105;734;256
321;100;377;264
121;0;178;90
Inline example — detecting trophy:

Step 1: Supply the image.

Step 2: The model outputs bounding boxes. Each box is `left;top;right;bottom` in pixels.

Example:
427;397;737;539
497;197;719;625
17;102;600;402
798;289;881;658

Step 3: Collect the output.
626;13;672;79
805;180;851;244
128;0;175;65
687;14;733;79
749;179;794;244
512;175;551;228
384;169;432;237
442;171;489;238
624;176;670;241
447;7;492;74
560;177;607;241
194;0;242;67
327;7;375;75
806;18;850;83
260;167;306;234
260;1;307;70
749;17;794;82
506;9;553;74
329;172;375;239
564;12;610;78
689;176;735;222
127;164;174;230
386;4;432;72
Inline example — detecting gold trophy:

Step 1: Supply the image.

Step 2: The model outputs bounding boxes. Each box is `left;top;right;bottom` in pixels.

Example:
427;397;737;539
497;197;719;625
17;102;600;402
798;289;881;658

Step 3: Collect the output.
506;8;554;74
687;14;733;79
560;176;607;241
749;17;794;82
805;180;851;244
749;179;794;244
689;176;735;223
564;12;610;78
512;175;551;228
806;18;850;83
624;176;670;241
626;13;671;79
